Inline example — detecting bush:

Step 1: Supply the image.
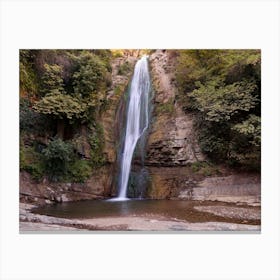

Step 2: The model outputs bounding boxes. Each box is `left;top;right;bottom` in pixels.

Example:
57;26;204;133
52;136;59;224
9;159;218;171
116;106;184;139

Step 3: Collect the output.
88;123;105;167
21;139;94;183
114;84;125;96
20;145;44;181
68;159;92;183
20;98;55;135
190;161;220;176
42;138;73;181
117;61;133;76
72;52;108;98
155;101;174;115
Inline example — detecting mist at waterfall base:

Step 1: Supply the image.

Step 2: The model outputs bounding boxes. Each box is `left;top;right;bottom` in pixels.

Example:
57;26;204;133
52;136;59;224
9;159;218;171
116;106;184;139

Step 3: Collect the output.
110;55;151;201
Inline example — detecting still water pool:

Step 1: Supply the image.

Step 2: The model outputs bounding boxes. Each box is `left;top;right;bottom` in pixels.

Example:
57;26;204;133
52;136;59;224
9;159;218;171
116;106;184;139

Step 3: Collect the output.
31;199;255;224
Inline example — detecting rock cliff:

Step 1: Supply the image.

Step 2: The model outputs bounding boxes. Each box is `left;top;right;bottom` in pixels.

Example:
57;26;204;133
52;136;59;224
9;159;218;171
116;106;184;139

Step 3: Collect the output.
146;50;204;166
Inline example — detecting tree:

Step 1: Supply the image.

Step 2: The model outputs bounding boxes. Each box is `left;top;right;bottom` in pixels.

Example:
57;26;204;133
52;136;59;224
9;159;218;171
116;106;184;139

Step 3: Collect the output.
33;63;85;138
175;49;261;169
189;79;258;122
40;63;65;96
73;52;107;99
33;90;87;138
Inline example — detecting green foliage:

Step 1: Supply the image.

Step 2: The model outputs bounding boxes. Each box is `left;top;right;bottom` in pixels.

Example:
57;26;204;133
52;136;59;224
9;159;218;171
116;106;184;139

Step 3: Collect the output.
176;50;261;93
175;49;261;169
155;100;174;115
20;50;114;182
33;91;86;120
117;61;133;75
190;161;220;176
229;114;261;169
21;137;95;183
114;85;124;96
42;138;73;181
40;63;65;96
20;98;54;134
31;51;112;124
232;114;261;147
88;123;105;167
20;144;44;181
72;52;109;99
20;50;39;99
68;159;92;183
90;49;112;72
189;79;258;122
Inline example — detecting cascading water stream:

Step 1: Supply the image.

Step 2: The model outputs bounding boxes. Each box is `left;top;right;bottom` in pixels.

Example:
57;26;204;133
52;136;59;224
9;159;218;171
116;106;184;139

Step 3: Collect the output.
115;55;150;200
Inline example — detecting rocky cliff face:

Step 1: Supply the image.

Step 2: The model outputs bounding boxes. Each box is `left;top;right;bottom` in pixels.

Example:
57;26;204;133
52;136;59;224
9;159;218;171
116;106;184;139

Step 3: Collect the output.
146;50;204;166
144;50;204;198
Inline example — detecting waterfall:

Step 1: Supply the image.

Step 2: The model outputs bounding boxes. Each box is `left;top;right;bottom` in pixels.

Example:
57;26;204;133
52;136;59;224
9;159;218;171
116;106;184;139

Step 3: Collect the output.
116;55;150;200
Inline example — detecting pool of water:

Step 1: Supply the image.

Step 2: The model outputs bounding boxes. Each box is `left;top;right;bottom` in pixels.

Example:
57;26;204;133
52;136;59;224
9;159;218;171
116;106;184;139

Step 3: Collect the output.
31;199;258;224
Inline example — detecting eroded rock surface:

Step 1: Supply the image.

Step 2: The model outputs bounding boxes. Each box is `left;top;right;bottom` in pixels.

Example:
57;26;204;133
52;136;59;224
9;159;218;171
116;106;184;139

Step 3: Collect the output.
146;50;204;167
180;174;261;206
20;169;112;205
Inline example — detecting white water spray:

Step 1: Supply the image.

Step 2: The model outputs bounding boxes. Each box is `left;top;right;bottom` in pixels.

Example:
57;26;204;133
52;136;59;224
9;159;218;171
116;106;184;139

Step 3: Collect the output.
116;56;150;200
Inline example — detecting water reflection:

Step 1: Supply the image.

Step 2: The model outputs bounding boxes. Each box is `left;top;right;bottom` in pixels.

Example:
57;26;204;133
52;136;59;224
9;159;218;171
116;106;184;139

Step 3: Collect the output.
33;199;195;220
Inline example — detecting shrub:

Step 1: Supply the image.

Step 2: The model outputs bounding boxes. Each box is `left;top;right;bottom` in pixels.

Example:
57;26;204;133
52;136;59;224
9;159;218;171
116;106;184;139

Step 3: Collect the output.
20;98;55;135
88;123;105;167
190;161;220;176
68;159;92;183
20;145;44;181
42;138;73;181
155;101;174;115
117;61;133;76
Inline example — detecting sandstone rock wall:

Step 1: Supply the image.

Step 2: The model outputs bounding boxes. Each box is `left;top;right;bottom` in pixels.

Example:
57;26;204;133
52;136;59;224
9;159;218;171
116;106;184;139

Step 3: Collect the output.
145;50;204;197
183;174;261;206
146;50;204;167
